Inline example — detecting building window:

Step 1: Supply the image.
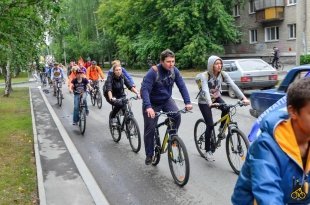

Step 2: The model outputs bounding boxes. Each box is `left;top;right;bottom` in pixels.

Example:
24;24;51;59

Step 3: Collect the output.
287;0;297;6
249;29;257;43
233;4;240;17
288;24;296;39
265;26;279;41
249;0;255;14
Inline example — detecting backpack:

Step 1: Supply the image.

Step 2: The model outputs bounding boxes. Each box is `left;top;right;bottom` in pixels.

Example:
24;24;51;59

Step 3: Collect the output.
140;65;176;98
195;71;225;99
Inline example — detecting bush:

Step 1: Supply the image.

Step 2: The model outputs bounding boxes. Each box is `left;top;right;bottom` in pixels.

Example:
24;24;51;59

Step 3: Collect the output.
300;55;310;65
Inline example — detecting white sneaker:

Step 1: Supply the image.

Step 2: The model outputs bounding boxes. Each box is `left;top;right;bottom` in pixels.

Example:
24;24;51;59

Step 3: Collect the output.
205;151;215;162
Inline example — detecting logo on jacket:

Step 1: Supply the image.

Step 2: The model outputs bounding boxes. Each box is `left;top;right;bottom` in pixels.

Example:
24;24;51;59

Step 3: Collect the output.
290;178;308;201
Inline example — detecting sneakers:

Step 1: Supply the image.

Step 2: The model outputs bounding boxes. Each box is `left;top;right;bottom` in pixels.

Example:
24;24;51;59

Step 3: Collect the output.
145;156;153;165
72;122;78;125
111;118;118;126
204;151;215;162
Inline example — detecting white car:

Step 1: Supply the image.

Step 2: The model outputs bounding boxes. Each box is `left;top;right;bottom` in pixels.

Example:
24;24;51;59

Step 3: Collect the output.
222;59;278;98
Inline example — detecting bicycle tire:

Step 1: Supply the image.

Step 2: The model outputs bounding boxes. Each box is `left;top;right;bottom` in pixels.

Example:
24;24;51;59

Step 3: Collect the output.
90;91;96;106
194;118;206;158
97;92;103;109
225;128;249;175
126;117;141;153
151;133;161;166
167;135;190;187
59;89;62;107
79;107;86;135
278;63;284;71
109;111;121;142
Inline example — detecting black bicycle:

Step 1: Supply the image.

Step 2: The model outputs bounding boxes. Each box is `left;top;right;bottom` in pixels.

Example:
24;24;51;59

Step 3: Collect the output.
109;96;141;153
76;91;87;135
55;79;63;107
194;101;249;175
152;109;190;187
90;80;103;109
268;57;284;71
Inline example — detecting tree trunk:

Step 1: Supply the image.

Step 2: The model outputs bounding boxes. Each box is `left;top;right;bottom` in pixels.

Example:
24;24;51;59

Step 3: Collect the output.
3;58;12;97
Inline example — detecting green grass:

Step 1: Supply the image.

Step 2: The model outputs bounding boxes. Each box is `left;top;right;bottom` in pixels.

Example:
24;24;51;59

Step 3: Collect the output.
0;88;38;205
0;72;29;84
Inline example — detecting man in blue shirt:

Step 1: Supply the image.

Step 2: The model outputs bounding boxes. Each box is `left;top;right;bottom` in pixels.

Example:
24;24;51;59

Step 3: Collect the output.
141;49;192;165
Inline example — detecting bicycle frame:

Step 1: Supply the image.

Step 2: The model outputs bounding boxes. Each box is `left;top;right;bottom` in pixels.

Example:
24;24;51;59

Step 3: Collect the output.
155;114;179;154
115;98;135;131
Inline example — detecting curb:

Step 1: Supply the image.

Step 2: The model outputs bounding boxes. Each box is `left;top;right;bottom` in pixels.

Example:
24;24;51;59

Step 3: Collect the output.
29;88;47;205
39;88;110;205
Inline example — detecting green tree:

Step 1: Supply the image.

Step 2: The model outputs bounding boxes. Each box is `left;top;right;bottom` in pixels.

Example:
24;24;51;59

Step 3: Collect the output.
0;0;60;96
97;0;243;69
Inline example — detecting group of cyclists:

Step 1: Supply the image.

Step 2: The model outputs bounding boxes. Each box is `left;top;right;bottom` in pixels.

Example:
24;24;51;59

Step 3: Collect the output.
41;50;250;164
39;49;310;204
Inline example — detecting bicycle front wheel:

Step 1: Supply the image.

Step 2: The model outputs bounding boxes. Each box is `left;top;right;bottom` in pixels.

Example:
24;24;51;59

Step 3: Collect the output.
109;111;121;142
57;89;62;107
126;118;141;153
168;135;190;187
79;107;86;135
226;128;249;175
90;92;96;106
96;92;103;109
194;119;206;158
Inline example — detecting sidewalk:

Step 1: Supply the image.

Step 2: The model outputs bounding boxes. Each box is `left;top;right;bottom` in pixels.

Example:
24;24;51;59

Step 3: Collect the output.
30;87;109;205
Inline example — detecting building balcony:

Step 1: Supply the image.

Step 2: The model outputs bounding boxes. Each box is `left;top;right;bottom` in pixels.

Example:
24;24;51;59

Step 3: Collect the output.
255;0;284;23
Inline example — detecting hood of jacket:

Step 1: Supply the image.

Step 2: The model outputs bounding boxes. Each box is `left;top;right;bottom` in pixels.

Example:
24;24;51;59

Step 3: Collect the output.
207;55;223;76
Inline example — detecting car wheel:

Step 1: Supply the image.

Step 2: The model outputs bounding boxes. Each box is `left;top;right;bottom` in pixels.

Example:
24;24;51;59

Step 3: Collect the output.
228;87;236;98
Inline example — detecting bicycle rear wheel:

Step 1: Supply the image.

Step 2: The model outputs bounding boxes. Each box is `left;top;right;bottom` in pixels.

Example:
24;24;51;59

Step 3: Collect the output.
109;111;121;142
126;118;141;153
168;135;190;187
278;63;284;71
226;128;249;175
79;107;86;135
152;133;161;166
96;92;103;109
194;119;206;158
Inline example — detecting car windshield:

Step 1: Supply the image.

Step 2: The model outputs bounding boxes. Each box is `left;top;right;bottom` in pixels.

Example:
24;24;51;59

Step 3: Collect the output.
238;60;273;71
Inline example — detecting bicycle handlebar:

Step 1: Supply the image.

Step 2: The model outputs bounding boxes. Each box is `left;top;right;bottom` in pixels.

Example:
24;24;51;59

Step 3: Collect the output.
155;108;191;117
211;100;245;110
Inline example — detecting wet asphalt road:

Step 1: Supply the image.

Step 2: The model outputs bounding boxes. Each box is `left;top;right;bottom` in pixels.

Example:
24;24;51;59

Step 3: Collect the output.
34;76;256;205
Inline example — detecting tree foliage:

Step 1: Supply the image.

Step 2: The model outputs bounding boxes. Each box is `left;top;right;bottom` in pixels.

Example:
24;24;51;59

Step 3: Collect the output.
96;0;243;69
0;0;60;96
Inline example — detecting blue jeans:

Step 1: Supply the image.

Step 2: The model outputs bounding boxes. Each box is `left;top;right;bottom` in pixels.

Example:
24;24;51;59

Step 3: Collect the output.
143;98;181;157
73;93;88;123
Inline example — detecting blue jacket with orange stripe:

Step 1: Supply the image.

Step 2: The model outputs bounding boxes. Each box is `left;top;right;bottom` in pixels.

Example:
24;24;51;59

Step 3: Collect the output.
232;110;310;205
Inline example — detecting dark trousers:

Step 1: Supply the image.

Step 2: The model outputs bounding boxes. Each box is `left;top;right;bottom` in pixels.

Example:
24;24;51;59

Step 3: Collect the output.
198;97;228;152
272;57;279;69
143;98;181;157
107;98;125;118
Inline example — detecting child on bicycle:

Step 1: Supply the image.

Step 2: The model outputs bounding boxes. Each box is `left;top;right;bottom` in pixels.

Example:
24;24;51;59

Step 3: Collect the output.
232;77;310;205
195;55;249;161
104;63;140;126
69;69;93;125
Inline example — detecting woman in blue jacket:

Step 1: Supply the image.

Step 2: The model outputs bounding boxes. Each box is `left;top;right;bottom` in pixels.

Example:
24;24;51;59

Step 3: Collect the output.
232;77;310;205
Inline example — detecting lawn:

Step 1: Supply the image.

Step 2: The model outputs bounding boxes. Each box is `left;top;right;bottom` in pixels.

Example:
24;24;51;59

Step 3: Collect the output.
0;72;29;84
0;88;38;205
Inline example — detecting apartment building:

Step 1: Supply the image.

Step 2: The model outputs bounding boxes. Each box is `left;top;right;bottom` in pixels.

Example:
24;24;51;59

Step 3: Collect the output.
223;0;310;65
